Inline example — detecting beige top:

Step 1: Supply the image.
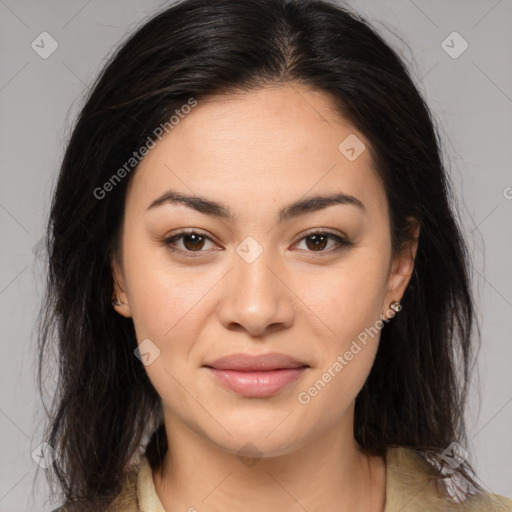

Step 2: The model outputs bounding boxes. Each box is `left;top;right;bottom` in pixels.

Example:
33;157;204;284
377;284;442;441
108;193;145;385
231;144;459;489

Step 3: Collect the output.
103;447;512;511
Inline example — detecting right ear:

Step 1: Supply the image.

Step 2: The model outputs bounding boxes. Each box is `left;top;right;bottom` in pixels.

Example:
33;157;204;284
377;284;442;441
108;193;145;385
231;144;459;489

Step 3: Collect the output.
110;251;132;318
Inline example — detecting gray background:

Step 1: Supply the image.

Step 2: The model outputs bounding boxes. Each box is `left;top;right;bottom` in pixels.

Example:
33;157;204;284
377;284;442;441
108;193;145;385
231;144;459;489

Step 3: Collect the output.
0;0;511;510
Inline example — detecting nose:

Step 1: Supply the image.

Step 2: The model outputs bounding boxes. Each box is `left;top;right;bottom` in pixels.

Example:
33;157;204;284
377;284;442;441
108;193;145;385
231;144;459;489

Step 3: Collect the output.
216;246;295;338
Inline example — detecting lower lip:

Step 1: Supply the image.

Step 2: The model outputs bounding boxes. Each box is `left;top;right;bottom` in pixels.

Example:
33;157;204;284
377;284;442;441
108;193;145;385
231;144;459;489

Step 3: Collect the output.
206;367;308;397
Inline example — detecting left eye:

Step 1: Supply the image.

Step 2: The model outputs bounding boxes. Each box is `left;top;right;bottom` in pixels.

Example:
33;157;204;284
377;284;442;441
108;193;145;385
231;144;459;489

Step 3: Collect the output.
294;231;350;253
162;230;351;257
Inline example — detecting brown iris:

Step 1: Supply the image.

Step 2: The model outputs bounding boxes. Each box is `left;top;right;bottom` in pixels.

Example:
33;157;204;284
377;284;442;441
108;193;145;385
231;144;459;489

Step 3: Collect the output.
182;233;206;251
304;234;328;251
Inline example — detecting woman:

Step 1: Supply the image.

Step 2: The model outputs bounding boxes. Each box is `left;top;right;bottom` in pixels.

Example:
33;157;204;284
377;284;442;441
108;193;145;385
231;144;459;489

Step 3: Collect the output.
38;0;512;510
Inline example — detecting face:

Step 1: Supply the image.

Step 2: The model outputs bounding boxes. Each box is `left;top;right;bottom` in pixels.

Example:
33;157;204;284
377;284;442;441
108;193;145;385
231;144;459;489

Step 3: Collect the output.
111;84;418;457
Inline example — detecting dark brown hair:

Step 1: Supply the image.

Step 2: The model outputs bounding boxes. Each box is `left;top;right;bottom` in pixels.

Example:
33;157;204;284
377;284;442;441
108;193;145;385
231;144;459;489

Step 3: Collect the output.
37;0;480;509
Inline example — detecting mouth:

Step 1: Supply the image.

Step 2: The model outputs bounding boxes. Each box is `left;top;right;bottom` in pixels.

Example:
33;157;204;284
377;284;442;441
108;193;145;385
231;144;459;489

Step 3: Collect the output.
202;353;310;398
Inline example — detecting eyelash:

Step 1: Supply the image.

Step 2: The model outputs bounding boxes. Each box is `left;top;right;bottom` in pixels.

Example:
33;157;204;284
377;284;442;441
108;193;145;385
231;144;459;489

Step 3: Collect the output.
161;228;353;258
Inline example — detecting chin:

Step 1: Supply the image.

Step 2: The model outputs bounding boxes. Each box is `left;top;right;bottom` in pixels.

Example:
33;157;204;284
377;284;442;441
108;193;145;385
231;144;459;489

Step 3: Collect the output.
215;433;305;460
198;415;311;458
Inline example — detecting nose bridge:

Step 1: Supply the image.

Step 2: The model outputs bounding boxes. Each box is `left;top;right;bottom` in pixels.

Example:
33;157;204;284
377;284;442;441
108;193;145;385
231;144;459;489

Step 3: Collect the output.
217;236;294;336
235;241;278;299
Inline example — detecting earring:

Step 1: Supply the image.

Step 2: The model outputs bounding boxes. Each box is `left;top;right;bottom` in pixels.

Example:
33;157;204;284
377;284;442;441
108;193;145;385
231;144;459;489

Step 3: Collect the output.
112;298;126;306
390;300;402;313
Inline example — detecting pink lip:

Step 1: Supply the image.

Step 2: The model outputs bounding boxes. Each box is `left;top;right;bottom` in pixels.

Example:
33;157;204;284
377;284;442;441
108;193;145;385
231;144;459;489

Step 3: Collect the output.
208;368;308;397
203;353;309;398
204;352;308;371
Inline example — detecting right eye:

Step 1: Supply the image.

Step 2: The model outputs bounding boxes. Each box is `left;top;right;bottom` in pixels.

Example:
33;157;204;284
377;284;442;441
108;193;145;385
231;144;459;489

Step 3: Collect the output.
162;229;220;257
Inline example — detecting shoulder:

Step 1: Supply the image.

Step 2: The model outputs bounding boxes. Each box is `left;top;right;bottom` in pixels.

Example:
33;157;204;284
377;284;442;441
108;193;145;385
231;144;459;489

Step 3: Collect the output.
107;463;140;512
385;446;512;511
49;464;141;512
489;495;512;511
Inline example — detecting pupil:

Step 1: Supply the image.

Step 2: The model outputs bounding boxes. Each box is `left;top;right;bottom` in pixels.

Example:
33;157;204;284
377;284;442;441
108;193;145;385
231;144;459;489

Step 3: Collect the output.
306;234;327;251
184;234;204;251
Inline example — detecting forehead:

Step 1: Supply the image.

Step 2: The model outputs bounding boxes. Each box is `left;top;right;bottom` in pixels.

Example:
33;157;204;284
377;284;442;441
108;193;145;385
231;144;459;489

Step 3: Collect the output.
127;84;387;220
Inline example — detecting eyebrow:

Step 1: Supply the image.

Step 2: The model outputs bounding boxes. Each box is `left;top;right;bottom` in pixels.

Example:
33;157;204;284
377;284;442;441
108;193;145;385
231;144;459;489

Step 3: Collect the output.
146;189;366;222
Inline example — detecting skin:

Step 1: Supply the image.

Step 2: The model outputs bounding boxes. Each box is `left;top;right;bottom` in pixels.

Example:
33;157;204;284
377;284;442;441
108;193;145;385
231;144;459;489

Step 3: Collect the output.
111;83;419;512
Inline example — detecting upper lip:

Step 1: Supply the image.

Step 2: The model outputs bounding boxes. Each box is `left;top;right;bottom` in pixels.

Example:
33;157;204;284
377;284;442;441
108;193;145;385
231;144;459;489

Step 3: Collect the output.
203;353;309;371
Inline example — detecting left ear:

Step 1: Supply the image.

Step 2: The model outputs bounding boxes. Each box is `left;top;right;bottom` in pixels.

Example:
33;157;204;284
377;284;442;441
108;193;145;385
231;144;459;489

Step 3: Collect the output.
110;249;132;318
383;217;420;316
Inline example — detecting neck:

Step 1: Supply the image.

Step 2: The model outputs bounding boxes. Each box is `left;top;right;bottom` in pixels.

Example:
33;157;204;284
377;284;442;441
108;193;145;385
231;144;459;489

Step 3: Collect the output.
152;409;386;512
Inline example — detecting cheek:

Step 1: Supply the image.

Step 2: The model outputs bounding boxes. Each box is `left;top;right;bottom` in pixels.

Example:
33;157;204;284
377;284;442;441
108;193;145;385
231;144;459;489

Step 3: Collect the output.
294;253;389;344
296;266;386;416
123;251;214;418
296;344;378;432
123;237;213;341
290;252;388;410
